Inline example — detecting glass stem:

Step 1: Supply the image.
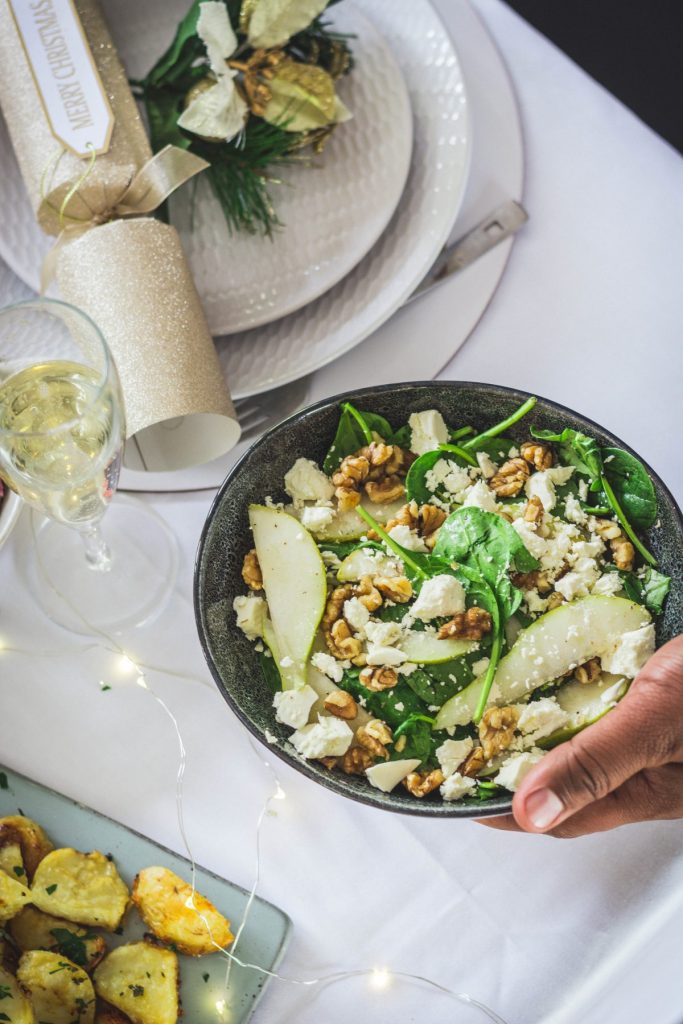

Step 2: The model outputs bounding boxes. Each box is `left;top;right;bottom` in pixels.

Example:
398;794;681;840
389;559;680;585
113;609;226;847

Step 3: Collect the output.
79;523;112;572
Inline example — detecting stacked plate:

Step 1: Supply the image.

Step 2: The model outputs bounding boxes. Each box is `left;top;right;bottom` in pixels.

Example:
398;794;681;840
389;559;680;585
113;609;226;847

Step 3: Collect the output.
0;0;471;403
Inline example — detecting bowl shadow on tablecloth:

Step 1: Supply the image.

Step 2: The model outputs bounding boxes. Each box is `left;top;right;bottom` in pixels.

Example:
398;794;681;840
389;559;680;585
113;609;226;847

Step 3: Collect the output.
194;381;683;818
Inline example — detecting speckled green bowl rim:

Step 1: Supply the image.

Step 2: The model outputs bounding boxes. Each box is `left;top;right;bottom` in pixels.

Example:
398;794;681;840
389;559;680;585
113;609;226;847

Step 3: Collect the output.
194;381;683;818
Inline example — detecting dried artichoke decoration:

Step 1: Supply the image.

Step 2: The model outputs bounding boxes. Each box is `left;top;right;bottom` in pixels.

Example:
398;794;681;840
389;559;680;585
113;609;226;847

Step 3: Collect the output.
136;0;354;235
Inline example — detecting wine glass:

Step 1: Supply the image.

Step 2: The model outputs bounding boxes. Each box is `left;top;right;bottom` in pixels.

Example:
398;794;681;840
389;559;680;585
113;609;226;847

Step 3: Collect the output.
0;298;178;633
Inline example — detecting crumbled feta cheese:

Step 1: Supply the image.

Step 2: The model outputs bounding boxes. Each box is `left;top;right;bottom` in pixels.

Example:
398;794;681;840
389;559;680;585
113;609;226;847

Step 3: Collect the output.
364;620;404;647
476;451;497;479
436;737;474;777
284;458;335;503
311;652;346;683
397;662;419;676
462;480;499;513
233;594;267;640
600;624;655;678
564;493;588;525
273;685;318;729
321;549;342;569
394;701;405;712
540;521;581;575
440;772;477;801
409;409;449;455
472;657;490;677
366;758;422;793
366;643;407;666
568;537;605;562
300;505;336;532
410;574;466;621
592;572;624;597
525;588;549;615
494;750;544;792
508;446;520;458
425;458;471;500
578;478;589;501
525;466;574;511
290;715;353;758
388;524;429;552
280;655;293;668
343;597;370;633
512;518;548;559
338;549;402;579
516;697;570;743
264;729;278;745
554;557;600;600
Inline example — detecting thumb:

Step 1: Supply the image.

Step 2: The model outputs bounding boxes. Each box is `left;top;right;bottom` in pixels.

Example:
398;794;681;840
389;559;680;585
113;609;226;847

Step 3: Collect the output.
512;634;683;833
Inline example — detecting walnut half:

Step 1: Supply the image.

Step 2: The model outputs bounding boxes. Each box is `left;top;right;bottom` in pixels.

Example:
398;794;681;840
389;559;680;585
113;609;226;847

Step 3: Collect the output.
439;607;492;641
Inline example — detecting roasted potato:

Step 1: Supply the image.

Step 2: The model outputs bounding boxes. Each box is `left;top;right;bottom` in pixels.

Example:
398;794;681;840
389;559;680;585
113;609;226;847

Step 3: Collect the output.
132;866;233;956
0;964;35;1024
93;942;179;1024
0;823;27;882
10;906;107;971
17;950;95;1024
0;864;31;922
31;849;129;931
0;816;53;880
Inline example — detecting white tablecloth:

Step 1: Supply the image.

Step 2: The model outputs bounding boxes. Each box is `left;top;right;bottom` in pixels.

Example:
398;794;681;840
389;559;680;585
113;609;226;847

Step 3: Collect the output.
1;2;682;1022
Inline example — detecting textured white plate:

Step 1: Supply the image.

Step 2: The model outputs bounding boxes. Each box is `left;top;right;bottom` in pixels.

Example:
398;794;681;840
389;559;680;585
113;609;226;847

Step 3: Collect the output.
0;0;468;398
0;3;412;338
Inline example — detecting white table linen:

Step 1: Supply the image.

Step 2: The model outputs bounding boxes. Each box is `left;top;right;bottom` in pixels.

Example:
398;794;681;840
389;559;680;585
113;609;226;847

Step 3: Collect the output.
1;2;682;1022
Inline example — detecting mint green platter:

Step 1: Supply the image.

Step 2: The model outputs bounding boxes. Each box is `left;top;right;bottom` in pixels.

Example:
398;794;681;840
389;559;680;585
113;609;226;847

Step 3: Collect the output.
0;765;291;1021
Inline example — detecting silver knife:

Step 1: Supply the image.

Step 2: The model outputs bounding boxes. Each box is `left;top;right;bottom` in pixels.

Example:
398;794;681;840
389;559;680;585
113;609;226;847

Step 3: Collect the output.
407;199;528;304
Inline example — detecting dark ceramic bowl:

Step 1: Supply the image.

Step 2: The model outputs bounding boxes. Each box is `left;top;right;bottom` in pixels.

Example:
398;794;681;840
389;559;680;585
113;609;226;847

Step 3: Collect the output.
194;382;683;817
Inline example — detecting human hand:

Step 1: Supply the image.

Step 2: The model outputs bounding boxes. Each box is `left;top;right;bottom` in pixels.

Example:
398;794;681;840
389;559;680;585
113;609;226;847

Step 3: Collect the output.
480;634;683;837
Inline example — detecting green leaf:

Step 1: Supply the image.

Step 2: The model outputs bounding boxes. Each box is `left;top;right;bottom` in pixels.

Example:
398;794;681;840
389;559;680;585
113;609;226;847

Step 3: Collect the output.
392;715;435;764
530;426;604;478
403;663;472;706
259;651;282;694
620;567;671;616
316;539;381;560
339;672;427;729
464;397;537;452
322;403;394;474
143;0;204;87
45;884;58;895
601;447;657;530
405;449;449;505
48;928;94;968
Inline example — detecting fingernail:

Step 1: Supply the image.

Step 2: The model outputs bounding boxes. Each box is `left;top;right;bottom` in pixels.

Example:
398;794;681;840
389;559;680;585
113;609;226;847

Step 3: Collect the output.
525;788;564;830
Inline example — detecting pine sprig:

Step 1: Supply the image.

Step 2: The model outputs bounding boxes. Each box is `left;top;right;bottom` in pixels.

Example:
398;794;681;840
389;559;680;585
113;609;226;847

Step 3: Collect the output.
136;0;354;235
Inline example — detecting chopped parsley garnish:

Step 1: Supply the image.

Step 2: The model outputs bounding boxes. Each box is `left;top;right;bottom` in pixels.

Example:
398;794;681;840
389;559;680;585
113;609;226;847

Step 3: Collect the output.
45;883;58;894
50;928;92;967
12;865;25;877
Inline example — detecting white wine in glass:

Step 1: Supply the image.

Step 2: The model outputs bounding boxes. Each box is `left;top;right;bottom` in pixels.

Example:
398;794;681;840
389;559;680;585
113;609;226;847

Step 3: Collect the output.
0;300;178;632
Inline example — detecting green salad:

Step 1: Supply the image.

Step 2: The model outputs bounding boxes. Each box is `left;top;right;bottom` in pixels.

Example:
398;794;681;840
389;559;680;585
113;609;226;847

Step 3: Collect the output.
234;398;670;802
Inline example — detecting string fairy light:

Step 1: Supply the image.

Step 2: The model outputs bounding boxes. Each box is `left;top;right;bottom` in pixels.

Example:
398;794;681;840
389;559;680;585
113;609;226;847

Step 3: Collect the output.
0;513;511;1023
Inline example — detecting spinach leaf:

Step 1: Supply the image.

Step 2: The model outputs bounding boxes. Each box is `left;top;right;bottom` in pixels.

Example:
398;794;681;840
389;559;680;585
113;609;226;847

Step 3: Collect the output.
390;423;412;448
475;780;504;801
601;447;657;530
463;397;537;453
620;566;671;616
259;651;282;694
402;667;467;706
322;403;394;474
465;435;517;463
392;715;435;765
405;449;451;505
530;426;603;478
434;507;539;619
340;672;427;728
316;539;382;560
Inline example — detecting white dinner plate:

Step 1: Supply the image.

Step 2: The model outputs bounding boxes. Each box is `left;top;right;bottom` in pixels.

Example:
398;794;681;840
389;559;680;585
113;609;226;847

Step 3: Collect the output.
0;0;469;399
0;3;413;338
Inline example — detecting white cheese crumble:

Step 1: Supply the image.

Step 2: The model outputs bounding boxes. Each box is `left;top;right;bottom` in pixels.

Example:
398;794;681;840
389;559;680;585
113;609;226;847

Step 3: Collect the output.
472;657;490;677
440;772;477;801
578;478;589;501
511;518;548;560
311;651;346;683
425;459;471;500
343;596;370;633
476;451;497;479
366;643;407;666
462;480;499;513
284;458;335;504
591;573;624;597
273;685;318;729
366;758;421;793
494;750;544;792
525;466;574;511
264;729;278;745
233;594;267;640
364;620;404;647
554;557;600;600
290;715;353;759
410;574;466;621
300;505;336;532
600;624;655;678
409;409;449;455
564;494;588;525
525;588;549;615
436;737;474;777
388;524;429;552
397;662;419;676
516;697;570;744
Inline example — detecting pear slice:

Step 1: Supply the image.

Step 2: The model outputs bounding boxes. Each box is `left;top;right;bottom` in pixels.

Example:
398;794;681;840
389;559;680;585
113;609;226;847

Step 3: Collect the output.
435;596;650;730
336;546;403;582
249;505;326;690
538;674;629;748
289;497;405;542
400;631;475;665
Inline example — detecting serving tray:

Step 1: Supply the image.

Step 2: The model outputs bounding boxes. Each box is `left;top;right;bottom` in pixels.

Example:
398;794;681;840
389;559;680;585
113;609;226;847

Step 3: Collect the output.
0;765;291;1023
